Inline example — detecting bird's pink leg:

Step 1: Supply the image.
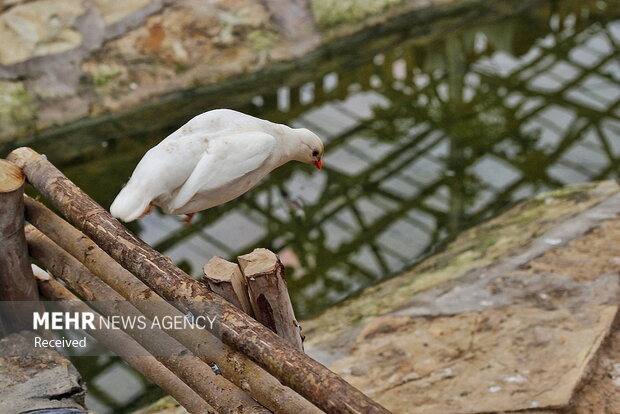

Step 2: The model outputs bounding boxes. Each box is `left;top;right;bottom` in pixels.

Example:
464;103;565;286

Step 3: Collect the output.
138;202;154;219
182;212;195;225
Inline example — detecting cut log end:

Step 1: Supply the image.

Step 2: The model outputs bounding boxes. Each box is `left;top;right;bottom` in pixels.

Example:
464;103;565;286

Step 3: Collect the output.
203;256;253;315
238;248;280;276
0;159;25;193
239;249;303;351
203;256;239;283
6;147;37;167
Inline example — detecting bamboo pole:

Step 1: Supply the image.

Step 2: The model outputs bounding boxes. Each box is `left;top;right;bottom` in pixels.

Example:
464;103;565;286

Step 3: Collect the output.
9;147;390;414
0;159;43;333
37;278;217;414
24;196;320;414
25;226;269;414
238;249;304;350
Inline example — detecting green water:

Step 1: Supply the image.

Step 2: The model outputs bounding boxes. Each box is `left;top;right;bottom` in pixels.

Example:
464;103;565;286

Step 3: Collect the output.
21;0;620;411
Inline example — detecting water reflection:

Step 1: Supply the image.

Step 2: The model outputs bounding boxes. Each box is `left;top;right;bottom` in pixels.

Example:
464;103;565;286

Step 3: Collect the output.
127;0;620;317
29;1;620;411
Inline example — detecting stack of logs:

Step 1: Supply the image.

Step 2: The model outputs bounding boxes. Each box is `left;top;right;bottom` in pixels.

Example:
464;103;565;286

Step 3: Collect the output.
203;251;304;351
0;148;391;414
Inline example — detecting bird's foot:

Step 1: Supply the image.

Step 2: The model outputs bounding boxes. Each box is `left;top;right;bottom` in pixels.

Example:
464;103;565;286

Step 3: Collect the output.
181;213;195;225
138;202;154;219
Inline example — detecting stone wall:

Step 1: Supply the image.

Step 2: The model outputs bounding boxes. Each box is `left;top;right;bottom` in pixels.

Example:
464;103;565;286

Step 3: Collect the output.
0;0;476;149
0;0;280;143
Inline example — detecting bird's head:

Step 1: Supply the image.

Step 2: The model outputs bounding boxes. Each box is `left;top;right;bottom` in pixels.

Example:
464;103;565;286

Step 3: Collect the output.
294;128;324;170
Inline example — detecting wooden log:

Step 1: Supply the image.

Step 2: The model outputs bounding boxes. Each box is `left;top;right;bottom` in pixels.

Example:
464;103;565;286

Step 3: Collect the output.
25;225;270;414
203;256;253;315
238;249;304;350
0;159;43;333
9;147;391;414
37;278;217;414
24;196;320;414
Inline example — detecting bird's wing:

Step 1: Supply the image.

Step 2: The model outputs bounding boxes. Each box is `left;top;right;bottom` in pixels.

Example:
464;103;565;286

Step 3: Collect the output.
170;131;277;210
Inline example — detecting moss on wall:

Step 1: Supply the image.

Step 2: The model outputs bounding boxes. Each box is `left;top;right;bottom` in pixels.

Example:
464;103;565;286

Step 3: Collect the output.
0;81;35;143
311;0;404;28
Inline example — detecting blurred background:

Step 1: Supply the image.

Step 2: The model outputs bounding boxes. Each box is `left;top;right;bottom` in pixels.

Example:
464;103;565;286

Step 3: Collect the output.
1;0;618;412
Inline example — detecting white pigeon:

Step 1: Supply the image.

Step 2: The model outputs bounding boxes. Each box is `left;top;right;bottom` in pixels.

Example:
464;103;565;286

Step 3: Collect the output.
110;109;324;223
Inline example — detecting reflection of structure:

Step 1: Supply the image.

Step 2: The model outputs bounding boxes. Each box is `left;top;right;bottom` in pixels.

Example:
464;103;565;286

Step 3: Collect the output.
138;0;620;318
77;1;620;412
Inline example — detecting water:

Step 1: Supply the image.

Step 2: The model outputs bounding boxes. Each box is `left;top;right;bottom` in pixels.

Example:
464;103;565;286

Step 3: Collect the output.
25;0;620;412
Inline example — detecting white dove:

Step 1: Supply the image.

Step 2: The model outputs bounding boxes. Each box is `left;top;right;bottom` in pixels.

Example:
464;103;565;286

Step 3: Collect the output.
110;109;324;223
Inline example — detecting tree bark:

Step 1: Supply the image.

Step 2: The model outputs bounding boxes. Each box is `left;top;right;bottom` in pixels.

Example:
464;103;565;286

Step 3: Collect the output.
26;225;269;414
0;159;43;334
9;147;391;414
37;278;217;414
238;249;304;350
24;196;320;414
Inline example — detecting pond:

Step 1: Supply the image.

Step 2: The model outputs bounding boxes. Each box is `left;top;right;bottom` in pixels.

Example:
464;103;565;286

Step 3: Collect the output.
25;0;620;411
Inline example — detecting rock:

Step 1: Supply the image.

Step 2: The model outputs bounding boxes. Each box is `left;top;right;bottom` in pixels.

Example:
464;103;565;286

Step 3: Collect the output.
73;0;280;117
0;0;86;65
567;315;620;413
304;181;620;413
260;0;320;55
93;0;152;25
331;306;617;413
0;331;88;412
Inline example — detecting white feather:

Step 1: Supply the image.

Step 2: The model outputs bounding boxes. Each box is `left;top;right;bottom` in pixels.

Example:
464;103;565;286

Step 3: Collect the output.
110;109;323;222
31;264;51;281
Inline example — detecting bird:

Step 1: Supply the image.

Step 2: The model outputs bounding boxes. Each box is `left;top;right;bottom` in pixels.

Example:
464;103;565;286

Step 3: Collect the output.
110;109;324;223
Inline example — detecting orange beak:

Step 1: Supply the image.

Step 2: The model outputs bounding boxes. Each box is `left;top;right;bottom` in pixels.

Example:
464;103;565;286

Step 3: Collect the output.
313;159;323;170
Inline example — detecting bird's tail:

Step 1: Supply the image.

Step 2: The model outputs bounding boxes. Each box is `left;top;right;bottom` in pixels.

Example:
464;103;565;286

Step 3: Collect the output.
110;183;152;222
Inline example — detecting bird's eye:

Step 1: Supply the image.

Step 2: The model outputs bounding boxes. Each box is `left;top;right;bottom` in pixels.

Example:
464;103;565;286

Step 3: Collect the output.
312;150;319;157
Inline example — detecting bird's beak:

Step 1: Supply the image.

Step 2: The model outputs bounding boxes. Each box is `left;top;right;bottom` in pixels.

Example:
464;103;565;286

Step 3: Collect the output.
313;159;323;170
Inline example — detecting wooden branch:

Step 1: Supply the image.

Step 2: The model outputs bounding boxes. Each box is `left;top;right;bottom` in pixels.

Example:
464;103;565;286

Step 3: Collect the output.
203;256;253;315
37;278;217;414
0;159;43;333
9;147;390;414
25;226;269;414
24;196;320;414
238;249;304;350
